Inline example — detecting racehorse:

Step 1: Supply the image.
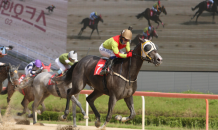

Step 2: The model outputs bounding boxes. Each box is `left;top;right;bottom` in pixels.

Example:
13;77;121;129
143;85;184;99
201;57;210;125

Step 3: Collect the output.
131;28;158;45
191;1;218;23
1;63;53;118
46;6;55;13
0;64;20;94
31;67;88;126
56;37;163;129
78;15;104;38
136;6;167;29
1;0;9;8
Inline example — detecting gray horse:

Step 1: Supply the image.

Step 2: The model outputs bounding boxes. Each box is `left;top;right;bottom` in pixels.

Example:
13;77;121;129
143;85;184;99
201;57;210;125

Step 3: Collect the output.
31;71;88;127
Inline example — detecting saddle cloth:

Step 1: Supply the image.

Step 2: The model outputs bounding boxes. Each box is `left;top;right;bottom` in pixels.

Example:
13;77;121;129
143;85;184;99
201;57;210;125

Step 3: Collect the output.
89;19;95;25
207;2;211;9
94;58;108;76
48;74;56;85
150;10;154;17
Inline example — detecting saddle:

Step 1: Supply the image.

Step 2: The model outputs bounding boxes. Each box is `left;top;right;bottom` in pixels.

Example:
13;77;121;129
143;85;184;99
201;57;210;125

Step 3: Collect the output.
207;2;212;9
89;19;95;25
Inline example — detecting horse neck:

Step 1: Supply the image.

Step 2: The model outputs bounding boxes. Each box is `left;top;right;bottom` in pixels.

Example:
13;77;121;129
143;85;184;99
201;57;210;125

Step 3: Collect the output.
124;44;143;79
0;66;9;81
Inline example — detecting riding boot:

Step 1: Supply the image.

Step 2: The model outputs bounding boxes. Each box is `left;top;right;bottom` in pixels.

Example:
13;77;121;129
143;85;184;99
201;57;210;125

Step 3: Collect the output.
99;58;112;75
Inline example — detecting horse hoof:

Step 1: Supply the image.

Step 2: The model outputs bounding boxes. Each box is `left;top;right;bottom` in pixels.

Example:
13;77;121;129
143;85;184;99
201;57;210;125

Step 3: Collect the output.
17;113;23;116
36;110;41;115
60;115;66;121
95;120;101;128
115;115;122;121
84;115;89;119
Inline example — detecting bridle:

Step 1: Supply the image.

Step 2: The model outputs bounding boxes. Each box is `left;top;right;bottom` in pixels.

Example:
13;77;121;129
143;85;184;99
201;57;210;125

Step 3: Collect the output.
7;67;19;87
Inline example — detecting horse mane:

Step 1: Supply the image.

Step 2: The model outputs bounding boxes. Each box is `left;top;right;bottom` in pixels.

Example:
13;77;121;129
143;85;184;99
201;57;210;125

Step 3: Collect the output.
64;62;78;84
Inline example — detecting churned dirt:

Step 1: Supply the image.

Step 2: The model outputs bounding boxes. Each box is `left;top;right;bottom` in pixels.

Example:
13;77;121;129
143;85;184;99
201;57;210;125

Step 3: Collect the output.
67;0;218;71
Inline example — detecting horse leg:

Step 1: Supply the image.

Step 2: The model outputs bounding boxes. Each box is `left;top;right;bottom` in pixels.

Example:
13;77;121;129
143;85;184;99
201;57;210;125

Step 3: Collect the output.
17;97;29;116
100;94;117;129
196;11;203;23
90;29;95;38
62;88;72;120
154;20;160;29
212;12;215;23
86;90;103;128
96;27;101;39
40;102;46;115
191;10;199;21
147;19;151;27
119;96;136;122
78;26;86;36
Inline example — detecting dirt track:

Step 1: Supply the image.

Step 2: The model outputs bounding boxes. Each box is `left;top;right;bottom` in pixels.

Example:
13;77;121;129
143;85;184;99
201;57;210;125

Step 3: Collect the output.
67;0;218;71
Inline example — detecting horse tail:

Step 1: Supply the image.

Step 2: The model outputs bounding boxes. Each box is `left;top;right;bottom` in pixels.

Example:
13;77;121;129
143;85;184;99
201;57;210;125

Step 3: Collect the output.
80;19;85;24
64;62;78;84
192;2;201;11
136;11;144;19
0;88;7;95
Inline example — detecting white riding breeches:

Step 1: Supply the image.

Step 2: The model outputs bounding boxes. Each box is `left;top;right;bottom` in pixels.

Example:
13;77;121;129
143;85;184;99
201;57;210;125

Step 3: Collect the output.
152;7;157;12
99;43;124;58
55;58;71;72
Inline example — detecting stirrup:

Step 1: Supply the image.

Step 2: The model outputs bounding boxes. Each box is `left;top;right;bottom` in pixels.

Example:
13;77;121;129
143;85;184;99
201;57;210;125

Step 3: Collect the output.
100;69;108;75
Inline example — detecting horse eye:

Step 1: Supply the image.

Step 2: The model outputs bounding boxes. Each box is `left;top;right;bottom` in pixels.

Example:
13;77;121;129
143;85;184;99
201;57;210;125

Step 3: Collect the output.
144;44;151;52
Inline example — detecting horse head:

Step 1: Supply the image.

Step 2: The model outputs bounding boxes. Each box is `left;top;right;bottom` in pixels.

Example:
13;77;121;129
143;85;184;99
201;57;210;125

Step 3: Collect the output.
136;37;163;66
8;63;20;87
41;62;52;72
161;5;167;15
97;14;104;23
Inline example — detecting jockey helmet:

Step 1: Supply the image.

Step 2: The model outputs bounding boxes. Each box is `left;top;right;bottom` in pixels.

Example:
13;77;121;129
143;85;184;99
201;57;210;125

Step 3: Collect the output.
0;47;7;55
158;0;160;5
148;26;151;30
35;59;42;68
68;51;78;62
121;29;132;40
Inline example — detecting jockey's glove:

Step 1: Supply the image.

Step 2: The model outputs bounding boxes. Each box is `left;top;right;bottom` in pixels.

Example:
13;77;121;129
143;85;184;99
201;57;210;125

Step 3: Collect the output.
127;51;132;58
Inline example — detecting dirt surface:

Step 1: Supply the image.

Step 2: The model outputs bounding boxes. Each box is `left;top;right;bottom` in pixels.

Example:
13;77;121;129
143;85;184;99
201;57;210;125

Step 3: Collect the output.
67;0;218;71
1;122;141;130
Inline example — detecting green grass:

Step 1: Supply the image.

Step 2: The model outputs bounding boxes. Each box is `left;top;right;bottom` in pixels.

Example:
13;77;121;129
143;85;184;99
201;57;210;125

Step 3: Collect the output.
1;90;217;118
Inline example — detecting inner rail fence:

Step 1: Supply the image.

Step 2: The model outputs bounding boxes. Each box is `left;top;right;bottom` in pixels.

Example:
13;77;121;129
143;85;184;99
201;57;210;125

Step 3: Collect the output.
79;90;218;130
0;37;58;70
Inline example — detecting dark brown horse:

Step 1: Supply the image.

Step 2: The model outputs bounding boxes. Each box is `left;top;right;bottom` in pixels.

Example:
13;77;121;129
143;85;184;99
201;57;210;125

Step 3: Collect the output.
78;15;104;38
56;38;163;129
46;6;55;13
136;6;167;29
131;28;158;46
1;63;52;117
191;1;218;23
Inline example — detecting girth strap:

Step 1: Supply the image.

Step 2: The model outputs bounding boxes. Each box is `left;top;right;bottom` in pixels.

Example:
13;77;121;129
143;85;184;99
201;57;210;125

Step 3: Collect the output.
55;82;62;98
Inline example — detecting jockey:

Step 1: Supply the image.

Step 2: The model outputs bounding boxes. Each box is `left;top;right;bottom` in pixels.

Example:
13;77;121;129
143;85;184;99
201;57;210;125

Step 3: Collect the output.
207;0;214;10
25;59;43;77
99;29;133;75
0;45;13;66
55;50;78;77
143;26;153;40
152;0;161;13
89;12;98;25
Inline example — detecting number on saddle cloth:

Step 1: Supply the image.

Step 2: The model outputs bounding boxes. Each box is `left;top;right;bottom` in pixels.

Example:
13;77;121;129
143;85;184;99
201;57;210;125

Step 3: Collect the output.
94;58;108;76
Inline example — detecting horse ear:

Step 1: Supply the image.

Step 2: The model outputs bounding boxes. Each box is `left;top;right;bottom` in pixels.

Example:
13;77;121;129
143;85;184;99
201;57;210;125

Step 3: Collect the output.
17;64;20;70
41;62;45;67
139;37;145;43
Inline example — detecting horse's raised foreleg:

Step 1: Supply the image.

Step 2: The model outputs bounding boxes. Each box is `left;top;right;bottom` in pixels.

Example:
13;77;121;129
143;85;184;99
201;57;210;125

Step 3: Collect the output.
117;96;136;122
101;94;117;129
86;90;103;128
